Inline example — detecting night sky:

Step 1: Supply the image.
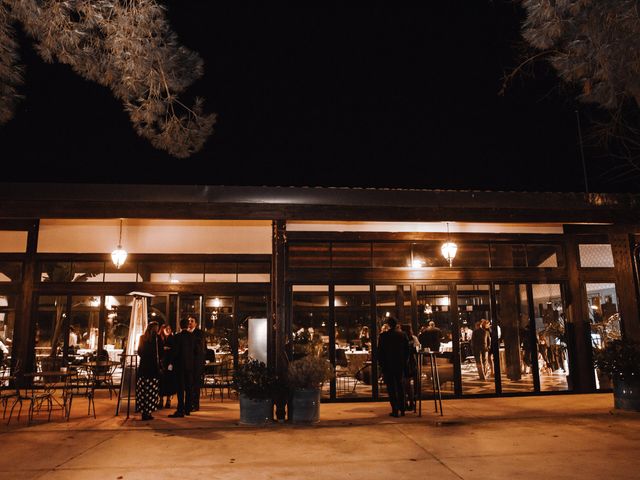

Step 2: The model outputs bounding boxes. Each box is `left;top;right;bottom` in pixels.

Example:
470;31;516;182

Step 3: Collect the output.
0;2;632;193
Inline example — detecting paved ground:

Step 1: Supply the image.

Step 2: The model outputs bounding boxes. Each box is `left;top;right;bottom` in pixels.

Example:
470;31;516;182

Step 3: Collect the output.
1;392;638;479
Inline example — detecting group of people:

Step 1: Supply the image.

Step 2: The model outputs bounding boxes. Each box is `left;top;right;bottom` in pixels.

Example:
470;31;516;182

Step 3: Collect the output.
136;316;207;421
377;317;423;418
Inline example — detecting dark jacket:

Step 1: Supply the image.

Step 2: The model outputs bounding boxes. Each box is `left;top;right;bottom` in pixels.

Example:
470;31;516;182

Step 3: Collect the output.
377;329;410;375
138;333;160;378
171;330;197;372
192;328;207;371
471;327;491;354
418;327;442;352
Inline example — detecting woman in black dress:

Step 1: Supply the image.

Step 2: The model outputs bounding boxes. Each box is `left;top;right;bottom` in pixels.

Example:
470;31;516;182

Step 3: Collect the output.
136;321;161;421
158;323;177;409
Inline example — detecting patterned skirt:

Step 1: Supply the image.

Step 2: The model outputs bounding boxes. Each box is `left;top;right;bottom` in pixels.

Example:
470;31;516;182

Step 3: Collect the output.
136;376;159;416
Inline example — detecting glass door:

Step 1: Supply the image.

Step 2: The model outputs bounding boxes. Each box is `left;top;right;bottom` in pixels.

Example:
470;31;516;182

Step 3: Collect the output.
456;284;495;395
494;284;536;393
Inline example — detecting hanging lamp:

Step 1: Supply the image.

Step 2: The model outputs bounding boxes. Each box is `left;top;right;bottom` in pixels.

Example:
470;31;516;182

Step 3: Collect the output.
440;222;458;267
111;219;128;269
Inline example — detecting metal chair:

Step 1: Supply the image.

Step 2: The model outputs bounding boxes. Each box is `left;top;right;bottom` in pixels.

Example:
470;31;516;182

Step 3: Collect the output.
64;370;96;420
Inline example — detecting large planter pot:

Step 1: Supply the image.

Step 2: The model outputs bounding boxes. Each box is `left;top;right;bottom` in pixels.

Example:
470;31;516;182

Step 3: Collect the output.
613;376;640;412
289;388;321;424
239;394;273;425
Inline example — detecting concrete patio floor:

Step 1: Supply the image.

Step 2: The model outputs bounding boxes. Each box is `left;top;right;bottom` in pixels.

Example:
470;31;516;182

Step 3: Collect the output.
1;392;638;479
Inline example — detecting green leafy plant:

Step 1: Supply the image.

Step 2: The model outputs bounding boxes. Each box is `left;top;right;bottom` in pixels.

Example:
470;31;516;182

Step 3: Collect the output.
287;354;333;390
593;339;640;381
232;359;278;400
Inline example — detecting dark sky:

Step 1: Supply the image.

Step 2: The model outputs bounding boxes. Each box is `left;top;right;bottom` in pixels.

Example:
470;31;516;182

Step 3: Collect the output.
0;2;632;192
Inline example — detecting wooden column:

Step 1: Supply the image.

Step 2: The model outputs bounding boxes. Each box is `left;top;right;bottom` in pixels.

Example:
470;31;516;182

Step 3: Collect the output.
610;233;640;342
13;219;39;375
271;220;287;419
564;234;594;391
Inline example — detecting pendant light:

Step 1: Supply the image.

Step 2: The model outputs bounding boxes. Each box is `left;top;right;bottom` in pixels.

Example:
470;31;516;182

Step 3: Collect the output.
440;222;457;267
111;219;128;269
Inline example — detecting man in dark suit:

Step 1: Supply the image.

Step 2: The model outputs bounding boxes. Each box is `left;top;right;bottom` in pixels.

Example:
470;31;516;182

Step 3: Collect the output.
418;321;442;353
377;316;410;417
168;317;196;418
188;316;207;412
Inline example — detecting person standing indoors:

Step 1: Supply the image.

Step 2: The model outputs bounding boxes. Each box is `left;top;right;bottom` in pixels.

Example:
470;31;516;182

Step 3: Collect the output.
168;318;196;418
136;321;161;421
418;321;442;353
377;317;410;417
400;324;419;411
158;324;176;409
188;316;206;412
471;320;491;380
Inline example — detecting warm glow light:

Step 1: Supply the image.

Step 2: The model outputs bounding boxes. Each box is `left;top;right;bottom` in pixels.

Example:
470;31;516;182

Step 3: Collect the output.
441;241;457;267
213;297;221;308
111;247;128;269
412;259;425;268
111;219;127;269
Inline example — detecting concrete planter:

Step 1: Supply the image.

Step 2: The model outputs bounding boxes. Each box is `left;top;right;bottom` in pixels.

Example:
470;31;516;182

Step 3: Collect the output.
239;394;273;425
613;376;640;412
289;388;320;424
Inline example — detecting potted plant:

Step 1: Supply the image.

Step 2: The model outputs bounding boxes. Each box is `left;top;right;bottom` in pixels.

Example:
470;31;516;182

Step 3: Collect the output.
593;339;640;412
232;359;279;425
287;354;333;424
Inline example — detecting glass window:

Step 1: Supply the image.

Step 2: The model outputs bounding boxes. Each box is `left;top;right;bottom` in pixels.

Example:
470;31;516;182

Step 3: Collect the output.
335;286;372;399
416;284;453;396
579;244;614;268
237;262;270;283
586;282;621;390
0;295;16;374
527;244;563;268
291;285;330;399
68;296;101;360
237;295;269;364
169;263;204;283
0;262;22;282
457;284;494;394
495;284;534;393
204;296;234;359
490;244;527;267
288;243;330;268
104;296;132;359
72;262;104;282
453;243;490;268
35;296;67;368
40;262;72;282
105;261;139;282
373;243;411;267
412;243;449;268
332;243;372;268
205;262;237;282
531;283;569;391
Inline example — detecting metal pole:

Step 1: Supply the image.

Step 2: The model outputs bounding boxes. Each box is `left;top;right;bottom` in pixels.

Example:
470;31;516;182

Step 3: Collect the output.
575;109;589;194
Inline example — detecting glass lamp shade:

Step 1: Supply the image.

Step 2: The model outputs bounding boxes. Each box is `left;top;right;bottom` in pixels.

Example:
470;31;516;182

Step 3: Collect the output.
441;241;458;267
111;246;128;269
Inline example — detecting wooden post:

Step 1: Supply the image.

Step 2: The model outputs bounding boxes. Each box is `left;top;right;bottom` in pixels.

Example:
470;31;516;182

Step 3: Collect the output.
12;219;39;376
564;234;594;392
610;233;640;342
271;220;287;420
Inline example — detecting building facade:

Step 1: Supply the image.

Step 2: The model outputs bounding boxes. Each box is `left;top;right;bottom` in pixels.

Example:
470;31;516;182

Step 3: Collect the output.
1;184;639;401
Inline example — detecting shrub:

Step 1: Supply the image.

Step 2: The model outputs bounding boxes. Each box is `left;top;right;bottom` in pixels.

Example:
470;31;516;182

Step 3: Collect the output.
287;354;333;390
232;359;278;400
593;339;640;381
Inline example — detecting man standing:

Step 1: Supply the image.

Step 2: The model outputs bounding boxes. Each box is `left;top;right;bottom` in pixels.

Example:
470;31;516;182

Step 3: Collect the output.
418;321;442;353
168;317;196;418
377;317;410;417
471;319;491;380
188;316;206;412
